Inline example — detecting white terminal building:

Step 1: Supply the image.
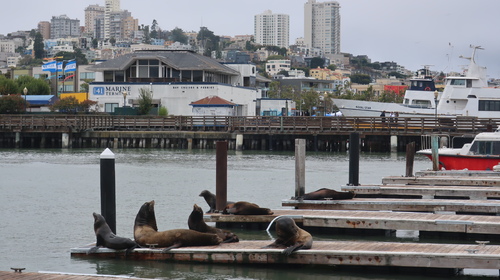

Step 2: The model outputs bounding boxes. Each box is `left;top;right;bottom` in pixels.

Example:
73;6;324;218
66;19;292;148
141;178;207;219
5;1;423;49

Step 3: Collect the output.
88;50;263;116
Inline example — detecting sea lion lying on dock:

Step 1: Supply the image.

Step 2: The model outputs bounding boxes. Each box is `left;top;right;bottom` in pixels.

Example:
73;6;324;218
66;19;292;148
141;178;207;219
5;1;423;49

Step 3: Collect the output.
188;204;239;243
295;188;355;200
263;216;313;256
223;201;274;215
134;200;222;252
88;212;139;254
199;190;234;213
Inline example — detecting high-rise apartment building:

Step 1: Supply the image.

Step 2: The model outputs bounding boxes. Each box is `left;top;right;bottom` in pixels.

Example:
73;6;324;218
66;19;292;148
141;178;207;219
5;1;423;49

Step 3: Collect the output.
254;10;290;48
50;15;80;39
104;0;120;39
37;21;51;40
85;4;105;38
304;0;341;55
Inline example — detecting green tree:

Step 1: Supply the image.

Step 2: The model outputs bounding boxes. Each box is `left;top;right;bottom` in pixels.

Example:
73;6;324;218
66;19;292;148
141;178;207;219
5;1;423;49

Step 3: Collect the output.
158;106;168;116
310;57;325;69
327;64;336;71
0;94;26;113
197;27;219;57
170;27;188;44
150;19;158;39
266;55;285;61
33;32;45;59
137;87;153;115
0;76;19;95
91;38;99;49
49;96;80;113
15;76;51;95
301;89;320;114
350;74;371;84
54;50;88;66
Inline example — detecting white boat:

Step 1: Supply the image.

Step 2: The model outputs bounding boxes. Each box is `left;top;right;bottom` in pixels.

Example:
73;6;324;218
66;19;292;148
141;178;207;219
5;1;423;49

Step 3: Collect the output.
333;46;499;118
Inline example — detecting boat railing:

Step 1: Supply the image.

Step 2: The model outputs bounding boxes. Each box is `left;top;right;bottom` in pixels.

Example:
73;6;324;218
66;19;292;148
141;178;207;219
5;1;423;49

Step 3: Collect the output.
420;134;451;150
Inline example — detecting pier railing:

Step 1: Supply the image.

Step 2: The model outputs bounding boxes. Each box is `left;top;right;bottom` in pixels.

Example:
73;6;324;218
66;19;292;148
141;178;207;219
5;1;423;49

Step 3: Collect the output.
0;114;497;135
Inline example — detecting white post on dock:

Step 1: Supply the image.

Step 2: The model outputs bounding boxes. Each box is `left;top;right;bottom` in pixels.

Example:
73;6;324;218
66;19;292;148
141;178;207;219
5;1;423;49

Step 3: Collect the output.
390;135;398;153
236;134;243;151
61;133;69;148
295;139;306;198
431;135;439;171
100;148;116;234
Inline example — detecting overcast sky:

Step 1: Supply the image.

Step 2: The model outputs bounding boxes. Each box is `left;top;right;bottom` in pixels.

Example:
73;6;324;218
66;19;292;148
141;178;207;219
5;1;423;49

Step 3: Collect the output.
2;0;499;78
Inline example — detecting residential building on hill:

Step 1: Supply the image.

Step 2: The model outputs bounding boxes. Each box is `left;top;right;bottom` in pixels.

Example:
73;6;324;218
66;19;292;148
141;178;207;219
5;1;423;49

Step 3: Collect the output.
254;10;290;48
84;4;105;38
50;15;80;39
304;0;341;56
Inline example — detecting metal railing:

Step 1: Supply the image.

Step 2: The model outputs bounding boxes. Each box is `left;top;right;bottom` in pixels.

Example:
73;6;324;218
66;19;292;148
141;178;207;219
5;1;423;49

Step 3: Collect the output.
0;114;497;135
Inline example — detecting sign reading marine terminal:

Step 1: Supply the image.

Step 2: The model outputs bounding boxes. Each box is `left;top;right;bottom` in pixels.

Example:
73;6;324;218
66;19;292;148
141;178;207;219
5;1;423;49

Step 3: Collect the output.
93;86;132;96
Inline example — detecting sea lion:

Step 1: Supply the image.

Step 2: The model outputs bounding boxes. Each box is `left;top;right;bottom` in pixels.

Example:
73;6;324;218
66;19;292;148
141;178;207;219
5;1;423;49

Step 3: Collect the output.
188;204;239;243
199;190;234;213
134;200;222;252
88;212;139;254
223;201;274;215
295;188;355;200
263;216;313;256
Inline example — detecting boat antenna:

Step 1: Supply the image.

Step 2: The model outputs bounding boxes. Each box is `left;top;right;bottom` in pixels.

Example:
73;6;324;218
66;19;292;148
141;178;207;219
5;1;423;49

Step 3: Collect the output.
442;42;454;75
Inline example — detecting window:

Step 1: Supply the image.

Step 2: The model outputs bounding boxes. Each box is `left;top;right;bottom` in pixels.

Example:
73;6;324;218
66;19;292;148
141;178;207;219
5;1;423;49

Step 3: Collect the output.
105;103;119;113
450;79;465;86
479;100;500;111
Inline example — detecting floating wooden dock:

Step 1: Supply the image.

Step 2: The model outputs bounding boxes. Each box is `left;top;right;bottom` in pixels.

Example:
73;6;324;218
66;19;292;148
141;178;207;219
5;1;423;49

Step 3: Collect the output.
71;240;500;272
72;170;500;276
342;184;500;199
204;209;500;235
281;198;500;214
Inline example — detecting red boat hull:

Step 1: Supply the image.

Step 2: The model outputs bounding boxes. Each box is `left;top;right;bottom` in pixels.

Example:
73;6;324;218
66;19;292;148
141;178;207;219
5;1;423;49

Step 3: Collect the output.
422;154;500;171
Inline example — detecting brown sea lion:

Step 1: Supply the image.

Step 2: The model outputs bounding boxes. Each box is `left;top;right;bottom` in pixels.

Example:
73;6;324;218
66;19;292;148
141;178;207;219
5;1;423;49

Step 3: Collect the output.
223;201;274;215
88;212;139;254
188;204;239;243
199;190;234;213
263;216;313;256
134;200;222;252
295;188;355;200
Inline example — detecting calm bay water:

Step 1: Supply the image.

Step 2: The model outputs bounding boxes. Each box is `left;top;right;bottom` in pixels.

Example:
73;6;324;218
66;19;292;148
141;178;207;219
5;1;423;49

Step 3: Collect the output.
0;148;487;279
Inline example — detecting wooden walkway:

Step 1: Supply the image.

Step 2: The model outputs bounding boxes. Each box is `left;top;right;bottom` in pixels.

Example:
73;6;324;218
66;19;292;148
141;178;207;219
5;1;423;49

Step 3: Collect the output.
71;240;500;270
341;184;500;199
204;209;500;235
281;198;500;214
0;271;146;279
382;175;500;186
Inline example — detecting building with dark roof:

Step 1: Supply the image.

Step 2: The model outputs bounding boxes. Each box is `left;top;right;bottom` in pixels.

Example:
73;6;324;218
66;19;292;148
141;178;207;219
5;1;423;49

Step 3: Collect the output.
88;50;262;115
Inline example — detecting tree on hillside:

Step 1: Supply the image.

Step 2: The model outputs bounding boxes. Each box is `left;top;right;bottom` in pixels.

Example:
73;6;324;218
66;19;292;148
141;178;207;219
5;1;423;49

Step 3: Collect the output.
350;74;371;84
197;27;219;57
170;27;188;44
150;19;159;39
33;32;45;59
310;57;325;69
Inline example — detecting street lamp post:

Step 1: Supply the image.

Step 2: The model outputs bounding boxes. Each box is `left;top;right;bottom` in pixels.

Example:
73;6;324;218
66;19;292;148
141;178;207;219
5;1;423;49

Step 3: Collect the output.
23;87;28;112
434;90;439;127
122;91;127;107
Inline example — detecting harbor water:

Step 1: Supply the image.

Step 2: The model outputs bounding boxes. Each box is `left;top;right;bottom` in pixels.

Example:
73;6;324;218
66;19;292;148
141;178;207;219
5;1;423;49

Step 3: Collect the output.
0;148;491;279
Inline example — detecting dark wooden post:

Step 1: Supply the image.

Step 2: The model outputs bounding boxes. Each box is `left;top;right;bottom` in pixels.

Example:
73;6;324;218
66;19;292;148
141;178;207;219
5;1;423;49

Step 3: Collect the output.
100;148;116;234
216;141;228;211
348;133;360;186
406;142;415;177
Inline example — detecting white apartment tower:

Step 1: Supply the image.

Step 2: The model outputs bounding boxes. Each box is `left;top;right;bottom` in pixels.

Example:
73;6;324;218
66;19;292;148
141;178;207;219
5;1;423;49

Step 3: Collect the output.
104;0;120;39
254;10;290;48
304;0;341;55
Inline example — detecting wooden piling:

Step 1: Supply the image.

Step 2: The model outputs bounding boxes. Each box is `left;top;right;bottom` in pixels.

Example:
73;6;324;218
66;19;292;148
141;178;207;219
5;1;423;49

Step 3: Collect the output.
100;148;116;234
295;139;306;198
348;133;360;186
405;142;415;177
215;141;228;212
431;135;439;171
